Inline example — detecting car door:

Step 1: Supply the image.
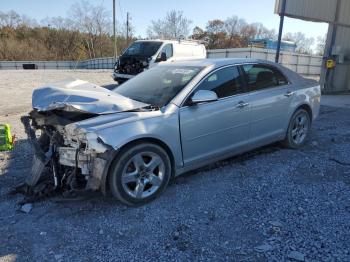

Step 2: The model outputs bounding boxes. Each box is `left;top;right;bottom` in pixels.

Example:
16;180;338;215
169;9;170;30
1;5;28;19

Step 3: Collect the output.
241;63;292;144
179;65;251;165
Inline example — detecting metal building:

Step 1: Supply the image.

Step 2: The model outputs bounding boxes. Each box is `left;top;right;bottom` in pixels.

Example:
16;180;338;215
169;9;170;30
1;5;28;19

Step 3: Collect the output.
275;0;350;94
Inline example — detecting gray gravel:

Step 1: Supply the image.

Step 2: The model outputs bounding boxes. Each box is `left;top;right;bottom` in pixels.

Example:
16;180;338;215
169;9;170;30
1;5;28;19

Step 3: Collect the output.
1;70;350;262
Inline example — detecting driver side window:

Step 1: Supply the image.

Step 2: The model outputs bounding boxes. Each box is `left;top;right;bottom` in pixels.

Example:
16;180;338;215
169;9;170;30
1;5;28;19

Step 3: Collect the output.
161;44;173;59
196;66;245;99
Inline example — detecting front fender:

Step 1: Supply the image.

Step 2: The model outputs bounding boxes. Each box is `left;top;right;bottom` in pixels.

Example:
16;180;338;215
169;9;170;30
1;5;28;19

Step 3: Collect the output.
96;112;182;195
95;110;182;164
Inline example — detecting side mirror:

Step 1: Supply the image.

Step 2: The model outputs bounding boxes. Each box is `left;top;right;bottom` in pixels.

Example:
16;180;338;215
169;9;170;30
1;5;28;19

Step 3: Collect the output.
190;90;218;105
156;52;167;62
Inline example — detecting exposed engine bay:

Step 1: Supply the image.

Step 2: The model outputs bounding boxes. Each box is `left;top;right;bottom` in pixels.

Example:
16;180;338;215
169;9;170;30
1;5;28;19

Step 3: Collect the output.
115;55;149;76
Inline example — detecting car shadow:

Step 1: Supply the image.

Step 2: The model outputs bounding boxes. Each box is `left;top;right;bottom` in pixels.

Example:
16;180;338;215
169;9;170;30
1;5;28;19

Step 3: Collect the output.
1;136;283;205
175;142;283;183
0;138;33;192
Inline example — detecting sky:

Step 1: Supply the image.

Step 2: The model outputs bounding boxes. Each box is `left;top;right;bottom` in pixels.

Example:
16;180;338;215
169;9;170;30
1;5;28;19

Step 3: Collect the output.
1;0;328;40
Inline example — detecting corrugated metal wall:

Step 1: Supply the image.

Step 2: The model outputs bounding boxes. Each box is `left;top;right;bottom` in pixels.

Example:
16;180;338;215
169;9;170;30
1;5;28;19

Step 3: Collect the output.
326;25;350;93
275;0;350;28
275;0;336;23
275;0;350;93
338;0;350;26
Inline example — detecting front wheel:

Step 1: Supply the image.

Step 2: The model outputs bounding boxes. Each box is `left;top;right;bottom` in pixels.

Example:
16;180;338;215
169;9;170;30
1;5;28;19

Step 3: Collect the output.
108;143;172;206
283;108;311;149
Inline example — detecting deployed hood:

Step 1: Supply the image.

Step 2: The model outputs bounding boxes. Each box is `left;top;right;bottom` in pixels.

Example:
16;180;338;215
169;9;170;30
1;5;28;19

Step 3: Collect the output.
32;78;149;114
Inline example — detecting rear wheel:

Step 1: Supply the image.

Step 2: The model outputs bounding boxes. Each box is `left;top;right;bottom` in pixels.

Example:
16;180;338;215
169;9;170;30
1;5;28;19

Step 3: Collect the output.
108;142;171;206
283;108;311;149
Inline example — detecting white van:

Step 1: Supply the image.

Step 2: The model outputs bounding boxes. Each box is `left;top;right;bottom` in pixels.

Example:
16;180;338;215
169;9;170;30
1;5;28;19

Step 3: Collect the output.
112;39;206;83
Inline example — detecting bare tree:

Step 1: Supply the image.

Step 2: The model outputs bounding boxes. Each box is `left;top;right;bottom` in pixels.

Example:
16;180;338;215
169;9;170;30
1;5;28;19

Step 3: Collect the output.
69;0;111;58
0;10;21;28
41;16;73;30
192;26;206;40
205;19;227;48
224;16;244;41
315;35;326;56
118;13;135;47
251;23;276;40
223;17;247;47
147;10;192;39
283;32;315;54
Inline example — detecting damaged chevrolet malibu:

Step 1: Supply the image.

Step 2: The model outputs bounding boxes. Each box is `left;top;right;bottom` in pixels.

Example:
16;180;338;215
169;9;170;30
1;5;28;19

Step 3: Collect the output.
23;58;321;206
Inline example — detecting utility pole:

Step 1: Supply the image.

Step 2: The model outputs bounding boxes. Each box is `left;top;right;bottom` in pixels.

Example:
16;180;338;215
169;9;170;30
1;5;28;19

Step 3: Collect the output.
275;0;287;63
126;12;129;46
113;0;117;60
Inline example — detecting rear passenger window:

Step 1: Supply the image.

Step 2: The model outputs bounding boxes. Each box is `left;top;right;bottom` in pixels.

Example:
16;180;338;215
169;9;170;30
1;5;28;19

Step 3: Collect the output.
243;64;288;91
197;66;245;98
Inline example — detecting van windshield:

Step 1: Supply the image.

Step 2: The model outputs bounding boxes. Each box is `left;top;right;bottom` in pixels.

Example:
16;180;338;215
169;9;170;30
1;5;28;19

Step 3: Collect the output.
123;41;163;57
114;65;204;107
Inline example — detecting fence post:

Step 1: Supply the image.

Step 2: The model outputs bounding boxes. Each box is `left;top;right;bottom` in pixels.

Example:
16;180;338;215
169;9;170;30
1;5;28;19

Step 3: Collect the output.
280;52;283;65
308;55;312;76
296;54;299;74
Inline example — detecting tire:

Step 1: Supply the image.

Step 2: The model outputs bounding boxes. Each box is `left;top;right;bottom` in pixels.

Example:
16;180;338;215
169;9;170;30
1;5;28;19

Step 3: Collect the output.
108;142;172;206
283;108;311;149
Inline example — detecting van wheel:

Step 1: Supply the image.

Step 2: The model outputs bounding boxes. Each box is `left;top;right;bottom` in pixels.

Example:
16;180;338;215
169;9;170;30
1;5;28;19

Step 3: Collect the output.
283;109;311;149
108;143;171;206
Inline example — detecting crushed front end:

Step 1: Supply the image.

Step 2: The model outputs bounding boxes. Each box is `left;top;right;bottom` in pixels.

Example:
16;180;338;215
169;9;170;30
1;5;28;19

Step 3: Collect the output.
18;110;111;202
13;78;148;203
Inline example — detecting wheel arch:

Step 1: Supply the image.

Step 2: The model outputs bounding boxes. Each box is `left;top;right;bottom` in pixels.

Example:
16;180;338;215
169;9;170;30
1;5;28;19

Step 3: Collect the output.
295;103;313;123
100;137;176;195
283;103;312;140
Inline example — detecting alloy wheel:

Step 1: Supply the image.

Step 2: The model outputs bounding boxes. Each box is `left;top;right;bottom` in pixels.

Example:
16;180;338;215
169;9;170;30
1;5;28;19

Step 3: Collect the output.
121;152;165;199
291;112;309;145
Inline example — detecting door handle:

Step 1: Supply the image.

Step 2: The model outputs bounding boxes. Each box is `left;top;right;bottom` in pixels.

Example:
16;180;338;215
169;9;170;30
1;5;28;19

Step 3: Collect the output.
236;101;249;108
284;91;294;97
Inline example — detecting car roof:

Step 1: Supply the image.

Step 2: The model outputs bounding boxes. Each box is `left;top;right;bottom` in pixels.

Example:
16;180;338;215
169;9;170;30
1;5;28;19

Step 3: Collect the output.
160;58;313;85
134;39;203;45
160;58;262;68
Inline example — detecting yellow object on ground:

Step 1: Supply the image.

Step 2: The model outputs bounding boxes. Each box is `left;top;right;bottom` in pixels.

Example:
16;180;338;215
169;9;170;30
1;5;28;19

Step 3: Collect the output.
0;124;14;151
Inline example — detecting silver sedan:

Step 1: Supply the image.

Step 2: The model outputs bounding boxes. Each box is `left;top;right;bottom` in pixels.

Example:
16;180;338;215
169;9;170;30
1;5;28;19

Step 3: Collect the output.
28;58;321;205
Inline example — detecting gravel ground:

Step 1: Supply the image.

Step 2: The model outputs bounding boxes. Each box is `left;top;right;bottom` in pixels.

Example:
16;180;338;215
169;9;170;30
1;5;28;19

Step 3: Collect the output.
1;70;350;262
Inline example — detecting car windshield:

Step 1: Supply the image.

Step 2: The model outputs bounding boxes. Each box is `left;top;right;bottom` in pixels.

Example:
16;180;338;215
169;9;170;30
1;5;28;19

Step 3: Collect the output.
123;41;163;57
114;65;204;107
